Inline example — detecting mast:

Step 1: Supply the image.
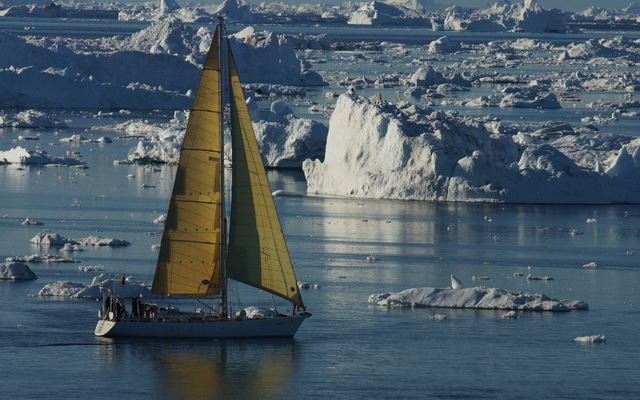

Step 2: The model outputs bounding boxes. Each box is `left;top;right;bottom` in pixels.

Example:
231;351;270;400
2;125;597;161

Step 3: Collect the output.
218;16;228;318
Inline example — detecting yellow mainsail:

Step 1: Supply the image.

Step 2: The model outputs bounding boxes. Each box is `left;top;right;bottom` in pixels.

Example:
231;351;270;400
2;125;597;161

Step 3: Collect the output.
152;27;224;296
226;44;304;307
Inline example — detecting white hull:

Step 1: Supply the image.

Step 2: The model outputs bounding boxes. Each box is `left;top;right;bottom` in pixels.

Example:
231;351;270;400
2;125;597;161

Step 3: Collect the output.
95;314;309;339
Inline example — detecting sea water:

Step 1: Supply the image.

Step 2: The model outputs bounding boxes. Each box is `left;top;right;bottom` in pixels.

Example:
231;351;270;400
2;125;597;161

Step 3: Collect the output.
1;20;640;400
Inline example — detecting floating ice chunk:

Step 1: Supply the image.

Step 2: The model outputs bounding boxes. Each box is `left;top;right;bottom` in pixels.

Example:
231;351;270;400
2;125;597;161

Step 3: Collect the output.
312;283;321;289
429;313;447;320
586;218;597;223
30;230;130;247
574;335;606;343
0;146;85;166
151;244;161;250
297;281;310;289
6;254;79;263
59;134;87;143
153;214;167;224
78;265;105;272
0;262;37;280
75;236;131;247
428;36;460;54
502;311;519;319
451;274;464;289
582;262;598;269
472;276;491;280
30;231;75;246
369;286;588;311
38;281;87;297
61;243;84;252
365;255;379;262
527;274;553;281
22;218;44;226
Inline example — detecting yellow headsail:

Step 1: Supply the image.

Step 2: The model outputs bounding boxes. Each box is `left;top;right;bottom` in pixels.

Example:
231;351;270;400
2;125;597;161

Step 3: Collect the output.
226;43;304;308
152;27;224;296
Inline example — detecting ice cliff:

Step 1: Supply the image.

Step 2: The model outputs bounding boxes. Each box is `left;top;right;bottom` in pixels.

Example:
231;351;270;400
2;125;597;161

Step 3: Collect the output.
303;92;640;204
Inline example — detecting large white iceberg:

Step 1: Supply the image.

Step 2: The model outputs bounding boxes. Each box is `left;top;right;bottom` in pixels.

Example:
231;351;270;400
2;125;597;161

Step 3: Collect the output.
303;92;640;203
369;286;588;311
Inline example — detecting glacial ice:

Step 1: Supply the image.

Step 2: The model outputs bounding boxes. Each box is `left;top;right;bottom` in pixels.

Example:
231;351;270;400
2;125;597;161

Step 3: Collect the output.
303;92;640;203
0;262;37;280
369;286;588;311
30;230;131;247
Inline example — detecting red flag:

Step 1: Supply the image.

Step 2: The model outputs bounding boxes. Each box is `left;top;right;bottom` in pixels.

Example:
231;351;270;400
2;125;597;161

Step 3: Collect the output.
120;273;126;287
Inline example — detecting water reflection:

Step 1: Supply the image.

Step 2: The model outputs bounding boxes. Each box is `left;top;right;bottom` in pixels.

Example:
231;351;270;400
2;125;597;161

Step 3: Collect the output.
94;339;300;399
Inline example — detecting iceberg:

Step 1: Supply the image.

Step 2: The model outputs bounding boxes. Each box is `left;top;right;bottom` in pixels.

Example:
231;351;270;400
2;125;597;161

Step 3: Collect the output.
251;99;328;168
6;254;79;263
30;230;131;247
369;286;588;311
38;275;152;299
303;93;640;203
0;147;85;166
0;262;37;280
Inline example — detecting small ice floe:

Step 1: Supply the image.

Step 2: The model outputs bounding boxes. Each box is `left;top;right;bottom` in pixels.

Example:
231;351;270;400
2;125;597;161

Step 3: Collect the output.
153;214;167;224
569;229;584;236
365;255;379;262
6;254;79;263
484;215;493;222
151;244;161;250
574;335;606;343
502;311;519;319
71;199;81;207
22;217;44;226
369;287;588;311
513;272;524;277
626;250;636;255
39;274;151;299
0;146;85;166
18;134;39;141
472;276;491;281
141;184;155;188
586;218;597;224
78;265;105;272
450;274;464;289
59;134;87;143
429;313;447;320
298;281;310;289
527;274;554;281
127;174;135;179
582;262;598;269
0;262;37;280
312;283;321;289
38;281;87;297
61;243;84;252
30;230;130;247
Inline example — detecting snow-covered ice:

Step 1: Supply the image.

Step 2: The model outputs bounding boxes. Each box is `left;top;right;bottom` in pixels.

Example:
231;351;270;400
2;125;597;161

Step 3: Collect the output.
39;274;152;299
574;334;606;343
369;286;588;311
0;147;85;166
30;230;131;247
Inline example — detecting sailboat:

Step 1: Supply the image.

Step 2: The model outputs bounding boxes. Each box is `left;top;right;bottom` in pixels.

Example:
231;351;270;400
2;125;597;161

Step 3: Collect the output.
95;19;310;338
